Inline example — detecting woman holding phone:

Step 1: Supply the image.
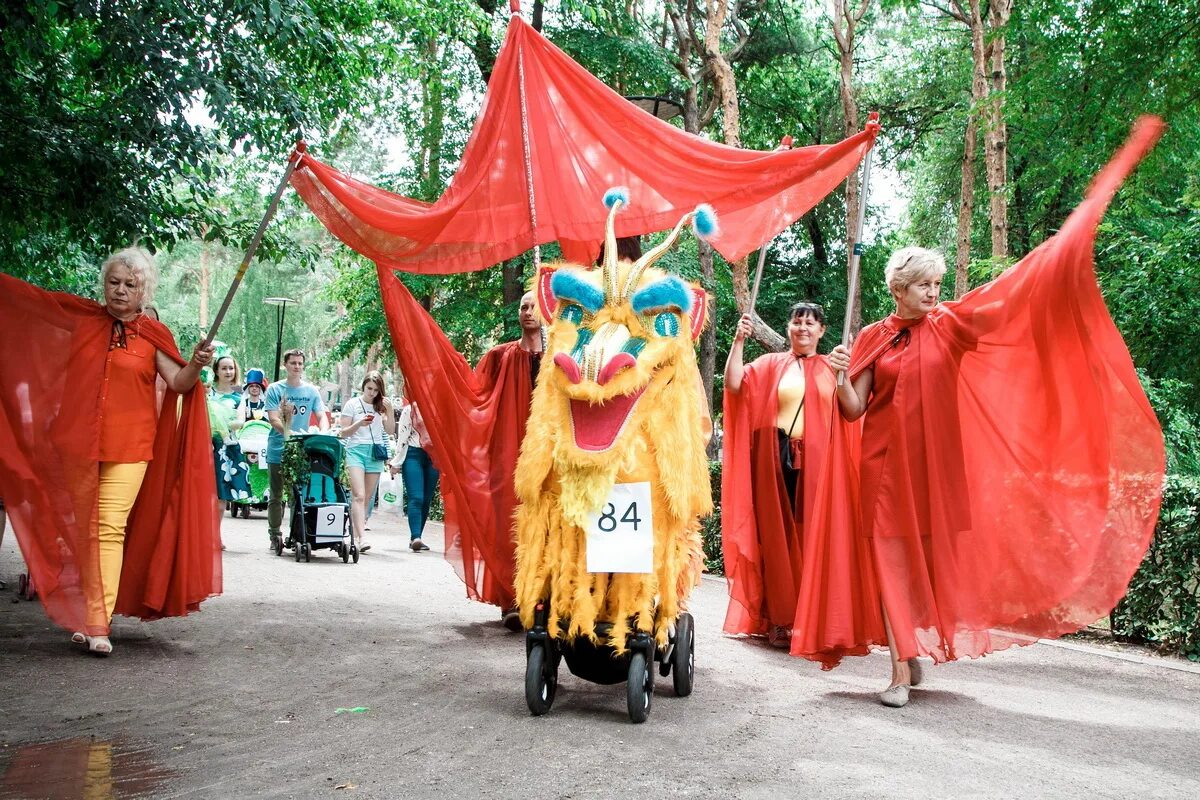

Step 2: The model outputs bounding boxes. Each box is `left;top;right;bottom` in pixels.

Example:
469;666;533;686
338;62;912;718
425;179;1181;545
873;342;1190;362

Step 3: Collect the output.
339;372;395;553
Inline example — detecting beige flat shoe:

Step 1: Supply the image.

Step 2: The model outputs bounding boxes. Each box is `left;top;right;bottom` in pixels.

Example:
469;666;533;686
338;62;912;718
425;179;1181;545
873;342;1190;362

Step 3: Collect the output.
908;658;924;687
879;684;910;708
86;635;113;657
71;632;87;645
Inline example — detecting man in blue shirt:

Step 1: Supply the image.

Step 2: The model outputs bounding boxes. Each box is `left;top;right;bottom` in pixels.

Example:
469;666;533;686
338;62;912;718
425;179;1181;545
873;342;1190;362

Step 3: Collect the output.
264;348;328;551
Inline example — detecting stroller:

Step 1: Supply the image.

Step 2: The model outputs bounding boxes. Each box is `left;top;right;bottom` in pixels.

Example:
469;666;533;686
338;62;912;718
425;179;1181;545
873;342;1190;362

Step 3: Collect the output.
524;603;695;724
277;434;355;563
233;418;273;517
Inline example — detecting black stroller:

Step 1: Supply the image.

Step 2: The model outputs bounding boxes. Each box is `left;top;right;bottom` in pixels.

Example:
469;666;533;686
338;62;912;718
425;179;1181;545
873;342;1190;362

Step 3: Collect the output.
524;601;695;723
277;434;355;563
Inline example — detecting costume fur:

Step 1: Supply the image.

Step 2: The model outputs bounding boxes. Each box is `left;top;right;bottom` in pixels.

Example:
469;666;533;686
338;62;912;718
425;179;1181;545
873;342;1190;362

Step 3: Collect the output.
514;196;714;651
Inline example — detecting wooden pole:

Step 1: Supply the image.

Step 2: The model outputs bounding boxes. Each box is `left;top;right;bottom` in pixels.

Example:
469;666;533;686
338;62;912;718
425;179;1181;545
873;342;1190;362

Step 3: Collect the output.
202;145;304;346
837;139;874;386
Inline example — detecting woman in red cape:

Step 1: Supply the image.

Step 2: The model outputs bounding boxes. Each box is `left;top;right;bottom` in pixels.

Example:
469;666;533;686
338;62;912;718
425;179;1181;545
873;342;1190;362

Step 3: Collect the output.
721;304;884;659
0;248;222;655
826;119;1166;706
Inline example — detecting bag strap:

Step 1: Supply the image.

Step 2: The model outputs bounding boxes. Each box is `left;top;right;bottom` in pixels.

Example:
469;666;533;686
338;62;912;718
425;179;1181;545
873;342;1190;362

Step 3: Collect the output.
785;356;806;438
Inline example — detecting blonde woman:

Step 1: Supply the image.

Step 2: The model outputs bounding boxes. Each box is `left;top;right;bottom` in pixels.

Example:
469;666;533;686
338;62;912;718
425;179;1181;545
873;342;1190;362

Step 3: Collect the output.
0;246;221;655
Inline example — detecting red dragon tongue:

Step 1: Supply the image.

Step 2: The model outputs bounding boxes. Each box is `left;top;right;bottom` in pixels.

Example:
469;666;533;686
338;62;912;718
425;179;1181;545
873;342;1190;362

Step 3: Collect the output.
569;388;645;452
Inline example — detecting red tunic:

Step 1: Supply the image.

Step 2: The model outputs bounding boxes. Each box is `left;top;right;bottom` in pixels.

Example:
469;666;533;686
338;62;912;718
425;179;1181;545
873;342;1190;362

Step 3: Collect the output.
722;352;882;664
837;118;1165;663
98;321;159;462
0;276;222;635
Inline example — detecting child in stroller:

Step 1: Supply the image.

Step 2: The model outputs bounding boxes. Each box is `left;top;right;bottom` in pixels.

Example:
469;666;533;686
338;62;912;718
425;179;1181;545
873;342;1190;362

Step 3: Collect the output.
278;434;355;563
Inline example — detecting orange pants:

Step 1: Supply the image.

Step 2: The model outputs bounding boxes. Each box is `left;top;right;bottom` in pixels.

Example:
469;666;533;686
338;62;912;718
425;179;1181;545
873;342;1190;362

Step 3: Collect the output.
89;461;148;631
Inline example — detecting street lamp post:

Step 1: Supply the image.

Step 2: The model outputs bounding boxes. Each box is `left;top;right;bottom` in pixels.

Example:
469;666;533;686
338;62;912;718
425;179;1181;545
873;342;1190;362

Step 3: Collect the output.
263;297;297;381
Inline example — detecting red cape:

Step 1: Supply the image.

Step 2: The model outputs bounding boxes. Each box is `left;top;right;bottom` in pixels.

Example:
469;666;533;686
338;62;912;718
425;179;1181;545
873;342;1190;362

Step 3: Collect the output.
833;118;1166;663
0;274;222;635
377;267;530;608
722;353;878;659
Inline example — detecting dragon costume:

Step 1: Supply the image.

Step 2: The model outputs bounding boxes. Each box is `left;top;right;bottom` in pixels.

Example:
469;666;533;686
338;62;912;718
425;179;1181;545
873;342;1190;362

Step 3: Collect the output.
514;190;714;651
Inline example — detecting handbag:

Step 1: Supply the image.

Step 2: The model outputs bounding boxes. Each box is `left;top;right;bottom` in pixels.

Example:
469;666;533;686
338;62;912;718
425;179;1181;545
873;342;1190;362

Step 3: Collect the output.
364;399;389;461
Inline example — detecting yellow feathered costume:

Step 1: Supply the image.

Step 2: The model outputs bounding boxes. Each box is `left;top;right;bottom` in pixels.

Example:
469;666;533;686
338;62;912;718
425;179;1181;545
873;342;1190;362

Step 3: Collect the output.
515;190;714;651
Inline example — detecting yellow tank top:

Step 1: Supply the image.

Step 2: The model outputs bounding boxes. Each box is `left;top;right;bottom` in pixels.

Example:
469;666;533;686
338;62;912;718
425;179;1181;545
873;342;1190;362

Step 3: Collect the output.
775;361;806;438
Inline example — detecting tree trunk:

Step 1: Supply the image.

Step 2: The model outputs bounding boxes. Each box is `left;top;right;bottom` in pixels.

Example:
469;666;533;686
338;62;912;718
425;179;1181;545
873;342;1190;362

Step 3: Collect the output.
955;0;988;298
469;0;502;83
502;258;524;341
985;0;1012;261
831;0;870;333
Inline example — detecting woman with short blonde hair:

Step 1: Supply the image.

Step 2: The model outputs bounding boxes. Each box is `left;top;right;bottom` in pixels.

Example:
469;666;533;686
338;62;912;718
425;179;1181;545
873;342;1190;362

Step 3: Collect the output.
0;245;221;657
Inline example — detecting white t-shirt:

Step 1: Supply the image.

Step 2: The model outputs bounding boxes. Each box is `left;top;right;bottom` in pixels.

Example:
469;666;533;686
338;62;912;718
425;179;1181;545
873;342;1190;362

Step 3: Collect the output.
341;397;386;447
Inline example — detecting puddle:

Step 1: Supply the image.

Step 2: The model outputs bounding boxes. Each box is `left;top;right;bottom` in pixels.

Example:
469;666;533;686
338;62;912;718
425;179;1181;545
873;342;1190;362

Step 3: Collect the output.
0;737;174;799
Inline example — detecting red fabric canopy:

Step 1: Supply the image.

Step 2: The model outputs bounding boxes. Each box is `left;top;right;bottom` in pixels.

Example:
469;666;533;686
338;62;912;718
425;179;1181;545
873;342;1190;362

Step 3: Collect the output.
290;16;878;274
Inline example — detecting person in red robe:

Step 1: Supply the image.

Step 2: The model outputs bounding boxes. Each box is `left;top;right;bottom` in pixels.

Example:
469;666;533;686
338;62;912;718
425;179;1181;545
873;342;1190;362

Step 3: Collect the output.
0;247;222;656
722;303;883;658
826;119;1166;707
462;291;543;629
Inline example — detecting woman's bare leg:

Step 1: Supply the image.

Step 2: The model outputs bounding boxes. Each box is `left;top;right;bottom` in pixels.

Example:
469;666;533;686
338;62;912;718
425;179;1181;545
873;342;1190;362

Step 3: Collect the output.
882;604;912;689
347;467;367;547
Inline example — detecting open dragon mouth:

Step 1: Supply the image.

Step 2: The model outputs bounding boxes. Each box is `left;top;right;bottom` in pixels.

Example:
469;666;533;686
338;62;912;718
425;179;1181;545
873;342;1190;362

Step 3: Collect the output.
569;387;646;452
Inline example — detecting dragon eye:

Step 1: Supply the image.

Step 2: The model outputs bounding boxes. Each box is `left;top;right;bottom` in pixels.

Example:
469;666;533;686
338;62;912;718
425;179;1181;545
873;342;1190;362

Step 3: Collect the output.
560;304;584;325
653;312;680;337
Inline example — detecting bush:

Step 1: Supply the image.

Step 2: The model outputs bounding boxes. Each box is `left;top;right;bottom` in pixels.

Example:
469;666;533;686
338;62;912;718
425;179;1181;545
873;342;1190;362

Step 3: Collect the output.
1111;474;1200;661
701;460;725;575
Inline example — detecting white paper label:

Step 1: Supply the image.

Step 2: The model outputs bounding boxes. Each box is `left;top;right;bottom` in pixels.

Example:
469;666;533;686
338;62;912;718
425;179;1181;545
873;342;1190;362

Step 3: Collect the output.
315;505;345;540
585;482;654;574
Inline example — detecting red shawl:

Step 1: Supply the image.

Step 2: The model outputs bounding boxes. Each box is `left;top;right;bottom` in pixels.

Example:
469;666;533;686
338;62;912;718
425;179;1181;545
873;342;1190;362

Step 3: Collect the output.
721;352;873;649
0;274;222;636
377;267;531;608
837;118;1165;663
464;340;536;608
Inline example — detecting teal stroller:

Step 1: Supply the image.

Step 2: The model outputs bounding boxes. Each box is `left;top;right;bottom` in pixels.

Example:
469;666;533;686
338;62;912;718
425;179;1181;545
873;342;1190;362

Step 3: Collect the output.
279;434;356;563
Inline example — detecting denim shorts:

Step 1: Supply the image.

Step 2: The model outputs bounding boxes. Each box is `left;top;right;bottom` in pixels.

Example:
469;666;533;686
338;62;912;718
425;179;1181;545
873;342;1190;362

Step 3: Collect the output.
345;443;385;473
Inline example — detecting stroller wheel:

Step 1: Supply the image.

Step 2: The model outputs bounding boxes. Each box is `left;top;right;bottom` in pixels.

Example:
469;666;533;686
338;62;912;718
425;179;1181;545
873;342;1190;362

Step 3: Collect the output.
240;505;252;519
294;540;303;562
672;613;695;697
229;504;238;518
351;546;359;564
626;651;653;723
303;544;312;562
340;543;350;563
525;642;557;716
272;535;283;557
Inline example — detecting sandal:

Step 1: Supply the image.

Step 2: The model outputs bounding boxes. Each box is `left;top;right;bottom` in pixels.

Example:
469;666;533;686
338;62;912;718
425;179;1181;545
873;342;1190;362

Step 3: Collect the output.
86;635;113;657
71;632;87;645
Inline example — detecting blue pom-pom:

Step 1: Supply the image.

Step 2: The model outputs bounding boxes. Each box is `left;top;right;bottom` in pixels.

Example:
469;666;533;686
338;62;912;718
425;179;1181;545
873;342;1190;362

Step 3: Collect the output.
603;186;630;210
692;204;718;238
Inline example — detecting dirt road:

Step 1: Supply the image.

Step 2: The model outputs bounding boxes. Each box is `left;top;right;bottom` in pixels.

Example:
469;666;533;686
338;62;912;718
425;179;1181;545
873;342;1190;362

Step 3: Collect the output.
1;512;1197;799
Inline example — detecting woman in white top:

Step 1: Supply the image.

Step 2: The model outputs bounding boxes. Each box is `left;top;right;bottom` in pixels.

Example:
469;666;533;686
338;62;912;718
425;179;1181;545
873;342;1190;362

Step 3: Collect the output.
338;371;396;553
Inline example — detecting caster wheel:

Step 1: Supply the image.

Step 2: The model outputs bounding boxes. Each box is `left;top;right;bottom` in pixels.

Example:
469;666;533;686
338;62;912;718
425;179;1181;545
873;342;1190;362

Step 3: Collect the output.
272;536;283;557
351;546;359;564
340;544;350;563
525;641;557;716
240;506;251;519
672;613;695;697
303;544;312;563
294;540;303;562
229;505;237;518
626;651;653;723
